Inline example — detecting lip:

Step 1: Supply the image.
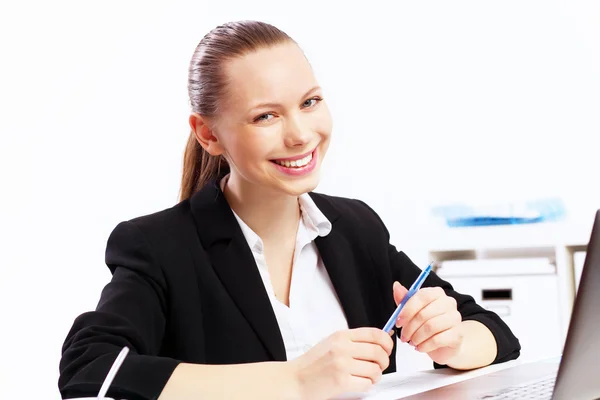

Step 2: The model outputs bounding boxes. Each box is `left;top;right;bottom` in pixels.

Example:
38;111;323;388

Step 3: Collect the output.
270;147;318;177
271;148;315;162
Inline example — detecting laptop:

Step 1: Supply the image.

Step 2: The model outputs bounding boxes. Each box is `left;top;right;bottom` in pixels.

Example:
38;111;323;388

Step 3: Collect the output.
403;209;600;400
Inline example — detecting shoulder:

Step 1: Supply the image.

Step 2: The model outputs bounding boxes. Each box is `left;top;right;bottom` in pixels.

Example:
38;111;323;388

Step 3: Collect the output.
309;191;389;237
106;200;195;263
126;199;193;236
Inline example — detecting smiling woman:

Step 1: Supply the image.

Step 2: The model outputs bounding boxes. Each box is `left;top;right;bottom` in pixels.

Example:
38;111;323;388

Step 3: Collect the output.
58;20;521;400
181;23;331;202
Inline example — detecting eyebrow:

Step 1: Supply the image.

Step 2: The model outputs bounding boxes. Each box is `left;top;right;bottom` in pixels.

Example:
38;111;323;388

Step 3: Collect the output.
248;86;322;113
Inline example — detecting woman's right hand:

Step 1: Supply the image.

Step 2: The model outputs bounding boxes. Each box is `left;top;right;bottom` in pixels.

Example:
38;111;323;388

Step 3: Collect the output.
287;328;394;400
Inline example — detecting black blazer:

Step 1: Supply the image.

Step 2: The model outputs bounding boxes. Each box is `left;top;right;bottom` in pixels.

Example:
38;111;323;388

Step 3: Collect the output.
58;181;520;400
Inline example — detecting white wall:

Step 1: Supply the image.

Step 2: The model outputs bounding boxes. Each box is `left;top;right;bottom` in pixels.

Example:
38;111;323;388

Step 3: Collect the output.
1;0;599;398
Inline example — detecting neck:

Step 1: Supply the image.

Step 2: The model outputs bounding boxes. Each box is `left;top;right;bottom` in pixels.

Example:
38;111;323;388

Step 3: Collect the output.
223;173;300;243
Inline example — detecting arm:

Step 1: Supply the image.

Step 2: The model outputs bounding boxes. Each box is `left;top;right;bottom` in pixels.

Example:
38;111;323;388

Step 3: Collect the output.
390;251;521;369
59;221;179;399
444;320;497;370
354;200;520;369
58;221;300;400
59;220;392;400
158;362;299;400
159;326;395;400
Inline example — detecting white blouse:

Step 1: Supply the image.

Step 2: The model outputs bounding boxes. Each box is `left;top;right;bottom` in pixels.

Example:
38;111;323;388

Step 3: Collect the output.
221;176;349;360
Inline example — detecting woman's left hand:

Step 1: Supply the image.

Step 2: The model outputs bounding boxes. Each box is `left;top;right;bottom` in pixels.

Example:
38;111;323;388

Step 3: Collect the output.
393;281;464;365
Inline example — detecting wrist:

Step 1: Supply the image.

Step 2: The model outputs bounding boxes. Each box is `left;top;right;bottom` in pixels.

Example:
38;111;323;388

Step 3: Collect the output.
282;360;304;400
445;320;495;370
436;321;467;368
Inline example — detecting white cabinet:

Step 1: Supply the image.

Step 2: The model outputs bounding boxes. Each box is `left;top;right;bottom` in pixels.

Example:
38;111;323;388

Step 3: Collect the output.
425;234;590;364
435;258;563;362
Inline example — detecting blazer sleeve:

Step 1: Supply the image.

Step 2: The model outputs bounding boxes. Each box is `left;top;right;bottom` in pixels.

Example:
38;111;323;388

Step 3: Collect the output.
357;200;521;368
58;221;181;400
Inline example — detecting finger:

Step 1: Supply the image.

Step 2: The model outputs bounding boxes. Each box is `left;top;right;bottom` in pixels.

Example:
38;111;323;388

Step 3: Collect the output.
348;358;384;384
393;281;408;306
397;287;445;327
415;326;463;354
410;310;462;347
350;342;390;371
400;295;456;343
349;328;394;355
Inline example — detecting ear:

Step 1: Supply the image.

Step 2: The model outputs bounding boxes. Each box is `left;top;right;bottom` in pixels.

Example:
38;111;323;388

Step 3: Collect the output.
189;113;225;156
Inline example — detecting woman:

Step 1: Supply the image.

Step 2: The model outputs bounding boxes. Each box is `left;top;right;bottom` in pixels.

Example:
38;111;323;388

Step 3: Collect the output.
58;20;520;400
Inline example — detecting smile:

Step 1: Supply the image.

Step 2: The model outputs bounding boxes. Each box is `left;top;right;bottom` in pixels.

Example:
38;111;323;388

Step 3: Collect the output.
270;148;319;176
272;152;313;168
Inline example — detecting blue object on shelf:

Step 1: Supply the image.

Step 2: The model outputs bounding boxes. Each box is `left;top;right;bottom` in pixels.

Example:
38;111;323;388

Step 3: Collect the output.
432;198;566;227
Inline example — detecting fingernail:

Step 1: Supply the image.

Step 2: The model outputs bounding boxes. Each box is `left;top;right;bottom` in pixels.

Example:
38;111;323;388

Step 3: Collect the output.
400;335;406;343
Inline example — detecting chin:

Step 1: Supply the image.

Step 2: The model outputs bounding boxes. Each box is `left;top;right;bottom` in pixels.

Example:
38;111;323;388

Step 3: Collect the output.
278;174;321;196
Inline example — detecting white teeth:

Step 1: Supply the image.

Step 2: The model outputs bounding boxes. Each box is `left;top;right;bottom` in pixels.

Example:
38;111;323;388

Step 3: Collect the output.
275;152;313;168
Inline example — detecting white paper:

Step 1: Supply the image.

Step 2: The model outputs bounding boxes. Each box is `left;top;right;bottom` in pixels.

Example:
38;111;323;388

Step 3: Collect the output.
335;359;523;400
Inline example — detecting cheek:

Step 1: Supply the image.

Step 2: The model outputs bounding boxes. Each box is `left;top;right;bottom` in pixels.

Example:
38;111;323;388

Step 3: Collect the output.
229;129;277;164
314;106;333;137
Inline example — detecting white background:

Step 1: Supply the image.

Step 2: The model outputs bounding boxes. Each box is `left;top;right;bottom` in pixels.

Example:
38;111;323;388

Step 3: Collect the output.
1;0;599;398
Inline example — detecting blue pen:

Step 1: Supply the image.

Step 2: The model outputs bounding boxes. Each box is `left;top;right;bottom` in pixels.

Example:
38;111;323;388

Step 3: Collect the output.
382;263;433;334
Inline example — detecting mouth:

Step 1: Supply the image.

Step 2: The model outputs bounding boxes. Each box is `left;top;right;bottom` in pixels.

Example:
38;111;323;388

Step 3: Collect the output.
270;150;314;169
269;147;318;176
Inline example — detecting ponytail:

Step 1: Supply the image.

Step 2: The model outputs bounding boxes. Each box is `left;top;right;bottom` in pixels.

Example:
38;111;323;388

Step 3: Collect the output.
179;132;228;202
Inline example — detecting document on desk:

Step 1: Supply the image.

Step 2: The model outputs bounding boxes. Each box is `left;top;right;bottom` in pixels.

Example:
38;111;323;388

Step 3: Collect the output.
334;372;444;400
335;360;520;400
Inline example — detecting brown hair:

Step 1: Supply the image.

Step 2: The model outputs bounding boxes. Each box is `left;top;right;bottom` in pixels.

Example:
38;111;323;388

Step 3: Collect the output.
180;20;293;201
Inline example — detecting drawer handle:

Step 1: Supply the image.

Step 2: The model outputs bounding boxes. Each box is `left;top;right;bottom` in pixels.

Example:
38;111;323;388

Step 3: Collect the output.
482;288;512;301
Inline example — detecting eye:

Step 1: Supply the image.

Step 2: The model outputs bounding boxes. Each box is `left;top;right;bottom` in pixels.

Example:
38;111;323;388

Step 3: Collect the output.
302;96;322;109
254;113;275;122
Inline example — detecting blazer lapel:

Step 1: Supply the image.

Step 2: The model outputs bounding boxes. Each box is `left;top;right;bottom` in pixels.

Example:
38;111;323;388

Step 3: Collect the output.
311;194;371;329
190;181;286;361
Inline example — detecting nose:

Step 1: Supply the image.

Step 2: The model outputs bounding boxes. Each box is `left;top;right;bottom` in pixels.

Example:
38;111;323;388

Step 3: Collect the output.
283;115;311;147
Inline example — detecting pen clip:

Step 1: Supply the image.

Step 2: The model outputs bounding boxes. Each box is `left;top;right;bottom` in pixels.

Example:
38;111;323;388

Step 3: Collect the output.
409;263;432;293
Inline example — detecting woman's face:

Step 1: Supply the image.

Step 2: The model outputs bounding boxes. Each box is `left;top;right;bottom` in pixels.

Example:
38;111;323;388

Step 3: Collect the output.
207;41;333;197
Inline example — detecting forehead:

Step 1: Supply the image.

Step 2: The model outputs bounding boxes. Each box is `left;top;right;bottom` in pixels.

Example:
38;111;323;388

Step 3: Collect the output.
222;42;317;108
